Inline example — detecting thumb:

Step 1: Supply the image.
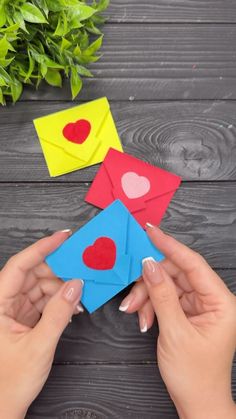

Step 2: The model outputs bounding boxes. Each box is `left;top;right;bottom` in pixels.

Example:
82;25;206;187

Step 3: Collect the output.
33;279;83;351
142;258;188;334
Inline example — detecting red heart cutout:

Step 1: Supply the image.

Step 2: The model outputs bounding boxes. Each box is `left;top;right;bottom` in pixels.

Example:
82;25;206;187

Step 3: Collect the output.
82;237;116;270
62;119;91;144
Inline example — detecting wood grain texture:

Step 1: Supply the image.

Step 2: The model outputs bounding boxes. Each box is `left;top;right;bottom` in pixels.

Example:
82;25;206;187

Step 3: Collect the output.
53;270;236;364
105;0;236;23
1;2;236;415
20;24;236;101
0;183;235;269
2;100;236;182
27;363;236;419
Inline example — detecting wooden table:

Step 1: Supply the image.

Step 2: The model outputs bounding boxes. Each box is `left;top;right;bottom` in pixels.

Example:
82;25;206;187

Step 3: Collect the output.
0;1;236;417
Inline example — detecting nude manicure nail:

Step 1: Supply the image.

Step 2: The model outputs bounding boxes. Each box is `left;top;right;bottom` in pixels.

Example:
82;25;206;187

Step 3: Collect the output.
139;314;148;333
61;229;72;234
63;279;83;303
146;222;155;229
142;258;163;284
142;257;156;273
119;294;133;312
76;304;84;313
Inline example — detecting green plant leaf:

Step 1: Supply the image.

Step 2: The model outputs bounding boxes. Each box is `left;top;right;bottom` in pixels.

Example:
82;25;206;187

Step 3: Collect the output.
45;0;65;12
40;62;47;77
0;65;13;83
34;0;49;17
10;76;23;102
0;56;14;67
29;48;64;69
79;30;89;49
96;0;110;12
21;3;48;23
13;11;29;32
44;56;64;68
0;36;15;58
84;35;103;55
0;87;6;105
70;66;82;99
0;6;6;28
68;4;95;22
77;64;93;77
0;23;20;34
45;68;62;86
60;37;72;51
0;74;7;86
85;20;102;35
54;12;68;36
24;50;35;81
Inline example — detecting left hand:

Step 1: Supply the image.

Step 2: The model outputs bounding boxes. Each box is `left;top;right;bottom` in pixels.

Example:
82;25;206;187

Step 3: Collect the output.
0;231;83;418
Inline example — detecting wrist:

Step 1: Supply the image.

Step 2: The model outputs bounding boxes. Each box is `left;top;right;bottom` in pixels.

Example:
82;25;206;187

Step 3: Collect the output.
0;404;27;419
176;399;236;419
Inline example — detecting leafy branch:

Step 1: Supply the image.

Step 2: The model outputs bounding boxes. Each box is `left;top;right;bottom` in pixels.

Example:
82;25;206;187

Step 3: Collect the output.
0;0;109;105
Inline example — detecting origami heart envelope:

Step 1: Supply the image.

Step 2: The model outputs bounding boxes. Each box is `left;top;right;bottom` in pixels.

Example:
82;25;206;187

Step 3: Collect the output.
46;200;164;313
85;148;182;228
33;97;123;177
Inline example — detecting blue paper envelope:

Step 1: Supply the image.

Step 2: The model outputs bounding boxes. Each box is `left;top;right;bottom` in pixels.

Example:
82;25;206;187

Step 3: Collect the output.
46;200;164;313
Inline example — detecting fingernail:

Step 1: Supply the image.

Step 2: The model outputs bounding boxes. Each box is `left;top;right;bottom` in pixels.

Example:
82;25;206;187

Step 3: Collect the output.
139;314;148;333
76;304;84;313
142;257;163;284
63;279;83;303
142;257;156;273
119;294;134;312
61;229;72;235
146;222;155;229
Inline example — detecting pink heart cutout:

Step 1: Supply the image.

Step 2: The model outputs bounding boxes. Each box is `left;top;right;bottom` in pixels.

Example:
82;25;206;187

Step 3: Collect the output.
121;172;151;199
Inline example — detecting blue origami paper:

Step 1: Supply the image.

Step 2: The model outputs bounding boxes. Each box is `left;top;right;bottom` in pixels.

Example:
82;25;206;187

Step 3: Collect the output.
46;200;164;313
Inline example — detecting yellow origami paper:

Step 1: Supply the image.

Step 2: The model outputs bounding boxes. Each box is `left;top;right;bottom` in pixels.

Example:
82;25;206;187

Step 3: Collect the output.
33;97;123;177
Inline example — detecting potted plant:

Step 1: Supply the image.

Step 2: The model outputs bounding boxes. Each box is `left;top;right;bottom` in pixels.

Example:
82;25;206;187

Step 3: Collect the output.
0;0;109;105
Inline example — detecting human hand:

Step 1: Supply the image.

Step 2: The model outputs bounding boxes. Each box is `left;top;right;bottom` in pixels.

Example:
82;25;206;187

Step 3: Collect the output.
120;226;236;419
0;231;84;419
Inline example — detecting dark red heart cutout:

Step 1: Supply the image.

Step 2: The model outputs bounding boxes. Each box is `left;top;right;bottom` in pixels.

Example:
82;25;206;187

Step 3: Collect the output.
82;237;116;270
62;119;91;144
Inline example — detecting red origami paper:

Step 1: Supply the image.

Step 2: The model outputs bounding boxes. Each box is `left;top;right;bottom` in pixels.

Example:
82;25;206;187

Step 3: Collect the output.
85;148;181;228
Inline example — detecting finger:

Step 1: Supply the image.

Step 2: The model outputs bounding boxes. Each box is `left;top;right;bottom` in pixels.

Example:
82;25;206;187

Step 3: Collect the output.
34;294;84;316
119;279;149;313
33;262;60;280
146;225;226;295
142;257;189;334
138;300;155;333
27;277;63;305
160;260;192;294
0;230;71;299
32;279;83;352
161;259;180;278
34;294;50;314
161;260;193;294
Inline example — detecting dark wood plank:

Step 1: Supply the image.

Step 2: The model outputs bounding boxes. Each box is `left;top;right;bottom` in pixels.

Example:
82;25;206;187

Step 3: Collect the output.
2;100;236;182
27;363;236;418
53;270;236;364
27;364;177;419
20;24;236;101
0;183;235;269
105;1;236;23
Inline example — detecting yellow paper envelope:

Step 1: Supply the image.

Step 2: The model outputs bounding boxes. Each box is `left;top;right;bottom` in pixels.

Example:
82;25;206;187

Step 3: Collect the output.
33;97;123;177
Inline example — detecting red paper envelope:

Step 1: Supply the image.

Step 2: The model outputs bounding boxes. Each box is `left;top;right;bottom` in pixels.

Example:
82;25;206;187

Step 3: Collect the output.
85;148;182;228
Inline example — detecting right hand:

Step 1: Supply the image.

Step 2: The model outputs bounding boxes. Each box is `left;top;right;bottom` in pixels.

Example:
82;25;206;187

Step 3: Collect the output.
120;226;236;419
